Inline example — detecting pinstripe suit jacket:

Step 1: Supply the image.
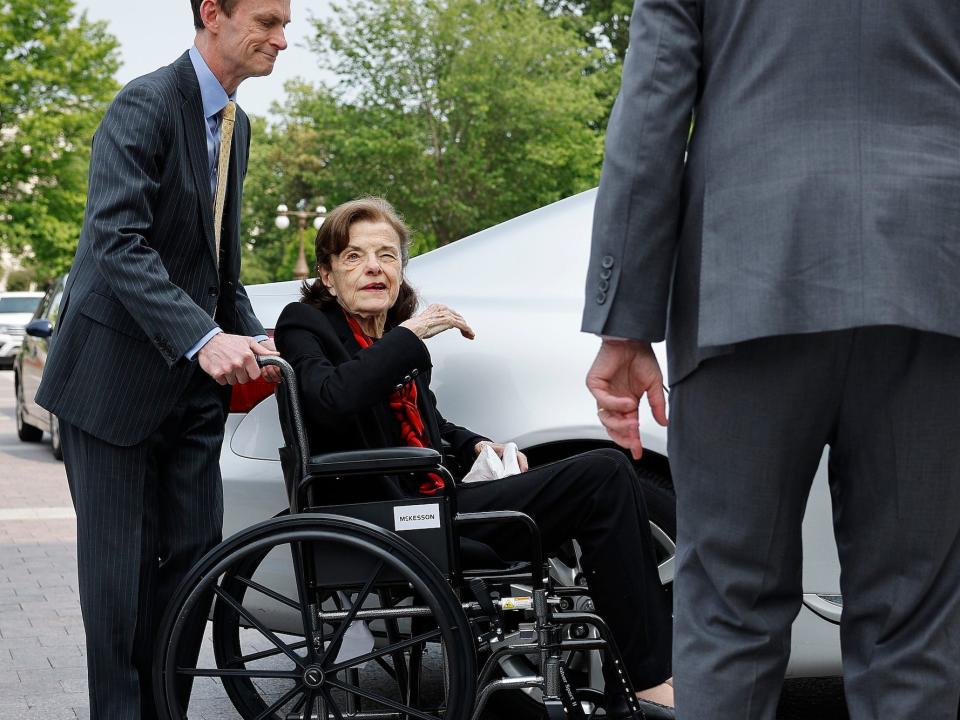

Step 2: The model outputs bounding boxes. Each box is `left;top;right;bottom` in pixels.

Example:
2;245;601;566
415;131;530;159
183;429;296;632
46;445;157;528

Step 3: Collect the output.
36;52;265;447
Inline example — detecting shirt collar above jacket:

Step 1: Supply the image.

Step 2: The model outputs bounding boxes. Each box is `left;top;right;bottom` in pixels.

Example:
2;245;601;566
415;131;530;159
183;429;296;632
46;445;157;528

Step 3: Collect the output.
188;45;236;121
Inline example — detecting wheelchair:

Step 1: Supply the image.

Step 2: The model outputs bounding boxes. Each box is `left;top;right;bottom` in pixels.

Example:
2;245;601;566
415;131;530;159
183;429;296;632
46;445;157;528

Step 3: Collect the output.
152;356;659;720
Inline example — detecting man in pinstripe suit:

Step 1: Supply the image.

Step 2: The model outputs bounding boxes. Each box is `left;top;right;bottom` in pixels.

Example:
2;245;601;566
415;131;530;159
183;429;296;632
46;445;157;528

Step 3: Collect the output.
36;1;291;716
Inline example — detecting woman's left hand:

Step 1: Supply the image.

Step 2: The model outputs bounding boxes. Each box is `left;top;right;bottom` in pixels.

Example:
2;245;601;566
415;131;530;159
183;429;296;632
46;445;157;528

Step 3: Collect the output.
474;441;529;472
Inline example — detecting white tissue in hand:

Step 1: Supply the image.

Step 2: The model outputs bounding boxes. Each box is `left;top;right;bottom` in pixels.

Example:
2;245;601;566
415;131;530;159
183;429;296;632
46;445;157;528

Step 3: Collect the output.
462;442;521;483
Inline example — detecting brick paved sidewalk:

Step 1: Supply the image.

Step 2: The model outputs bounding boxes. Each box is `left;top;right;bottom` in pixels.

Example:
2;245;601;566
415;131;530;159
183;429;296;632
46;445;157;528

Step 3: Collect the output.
0;371;88;719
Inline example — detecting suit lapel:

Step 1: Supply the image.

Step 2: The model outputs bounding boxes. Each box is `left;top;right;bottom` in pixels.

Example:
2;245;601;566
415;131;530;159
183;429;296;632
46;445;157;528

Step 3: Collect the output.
175;52;218;269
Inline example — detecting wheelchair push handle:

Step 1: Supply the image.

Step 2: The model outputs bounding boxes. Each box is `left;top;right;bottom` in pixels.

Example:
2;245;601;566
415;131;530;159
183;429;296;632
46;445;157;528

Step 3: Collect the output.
255;355;313;490
256;354;297;386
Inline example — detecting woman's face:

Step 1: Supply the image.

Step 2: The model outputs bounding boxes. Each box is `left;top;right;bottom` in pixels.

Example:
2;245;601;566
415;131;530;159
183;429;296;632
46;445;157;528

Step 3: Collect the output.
320;220;404;320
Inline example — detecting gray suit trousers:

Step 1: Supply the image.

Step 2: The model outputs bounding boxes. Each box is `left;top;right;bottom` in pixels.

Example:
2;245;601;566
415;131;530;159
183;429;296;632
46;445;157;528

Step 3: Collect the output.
668;327;960;720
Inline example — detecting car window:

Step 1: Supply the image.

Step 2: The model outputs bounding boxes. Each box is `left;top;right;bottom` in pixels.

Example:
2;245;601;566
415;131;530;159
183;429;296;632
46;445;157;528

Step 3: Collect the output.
33;290;53;321
48;289;65;326
0;297;42;313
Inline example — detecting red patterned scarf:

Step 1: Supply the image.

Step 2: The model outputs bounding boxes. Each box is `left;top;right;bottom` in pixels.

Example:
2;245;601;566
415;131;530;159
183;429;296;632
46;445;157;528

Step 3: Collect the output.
344;311;445;495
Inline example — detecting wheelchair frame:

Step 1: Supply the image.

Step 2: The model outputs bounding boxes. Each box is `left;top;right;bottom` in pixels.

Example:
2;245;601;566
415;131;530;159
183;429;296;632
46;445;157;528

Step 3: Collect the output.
152;356;646;720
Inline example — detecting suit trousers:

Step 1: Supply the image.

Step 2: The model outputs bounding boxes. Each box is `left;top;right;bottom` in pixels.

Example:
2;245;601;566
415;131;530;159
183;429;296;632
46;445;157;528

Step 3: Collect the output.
457;449;673;689
668;327;960;720
62;366;227;720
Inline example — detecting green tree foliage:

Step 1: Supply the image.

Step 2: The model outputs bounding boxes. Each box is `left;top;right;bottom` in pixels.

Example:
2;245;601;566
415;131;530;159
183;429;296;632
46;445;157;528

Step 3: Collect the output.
542;0;634;65
241;0;609;282
0;0;120;280
540;0;635;125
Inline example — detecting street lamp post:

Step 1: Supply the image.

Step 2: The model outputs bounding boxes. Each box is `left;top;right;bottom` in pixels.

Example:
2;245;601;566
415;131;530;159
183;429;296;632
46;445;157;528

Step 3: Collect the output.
275;200;327;281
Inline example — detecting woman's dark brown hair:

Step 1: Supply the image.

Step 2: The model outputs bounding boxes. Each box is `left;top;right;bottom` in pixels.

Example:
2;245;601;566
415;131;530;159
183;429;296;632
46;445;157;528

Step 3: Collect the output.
300;197;419;327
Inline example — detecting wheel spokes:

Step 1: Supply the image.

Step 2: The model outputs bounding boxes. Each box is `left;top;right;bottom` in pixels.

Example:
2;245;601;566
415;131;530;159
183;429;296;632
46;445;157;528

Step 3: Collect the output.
236;574;302;611
326;677;442;720
299;689;316;720
176;667;301;680
214;585;307;669
328;628;441;673
233;639;309;666
321;687;346;720
372;654;396;679
254;682;306;720
319;559;385;666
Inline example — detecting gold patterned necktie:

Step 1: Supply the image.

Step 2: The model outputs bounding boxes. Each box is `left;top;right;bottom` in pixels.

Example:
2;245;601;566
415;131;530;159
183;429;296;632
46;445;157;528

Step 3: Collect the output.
212;100;237;264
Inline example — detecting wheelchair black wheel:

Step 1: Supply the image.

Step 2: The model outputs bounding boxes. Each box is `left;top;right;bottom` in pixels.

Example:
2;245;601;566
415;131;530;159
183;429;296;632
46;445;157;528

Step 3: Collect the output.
154;513;476;720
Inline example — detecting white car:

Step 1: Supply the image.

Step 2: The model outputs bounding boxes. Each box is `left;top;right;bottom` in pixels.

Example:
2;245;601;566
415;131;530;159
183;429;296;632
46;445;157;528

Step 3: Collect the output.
0;291;44;369
221;189;843;677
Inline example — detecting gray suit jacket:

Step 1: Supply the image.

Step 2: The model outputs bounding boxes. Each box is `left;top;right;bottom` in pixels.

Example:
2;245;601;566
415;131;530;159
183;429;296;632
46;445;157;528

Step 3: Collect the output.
582;0;960;383
37;52;265;446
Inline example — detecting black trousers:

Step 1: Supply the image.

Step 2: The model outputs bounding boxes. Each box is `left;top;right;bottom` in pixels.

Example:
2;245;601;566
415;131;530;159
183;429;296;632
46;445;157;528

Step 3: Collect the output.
457;448;673;689
668;327;960;720
62;367;226;720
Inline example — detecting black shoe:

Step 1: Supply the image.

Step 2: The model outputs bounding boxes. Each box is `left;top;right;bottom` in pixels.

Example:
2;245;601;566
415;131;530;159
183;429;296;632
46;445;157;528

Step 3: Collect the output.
602;692;676;720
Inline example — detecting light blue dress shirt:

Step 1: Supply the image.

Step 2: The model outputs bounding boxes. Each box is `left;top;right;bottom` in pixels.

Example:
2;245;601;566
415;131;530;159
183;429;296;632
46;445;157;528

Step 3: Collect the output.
185;46;267;360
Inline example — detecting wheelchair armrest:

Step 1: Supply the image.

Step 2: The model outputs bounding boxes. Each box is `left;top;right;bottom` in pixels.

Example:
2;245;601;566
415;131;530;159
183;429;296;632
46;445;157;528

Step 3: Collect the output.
307;447;442;476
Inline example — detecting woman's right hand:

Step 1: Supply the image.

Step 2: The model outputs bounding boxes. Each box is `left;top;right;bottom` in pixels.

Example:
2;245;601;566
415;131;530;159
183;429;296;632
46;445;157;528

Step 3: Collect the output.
400;304;476;340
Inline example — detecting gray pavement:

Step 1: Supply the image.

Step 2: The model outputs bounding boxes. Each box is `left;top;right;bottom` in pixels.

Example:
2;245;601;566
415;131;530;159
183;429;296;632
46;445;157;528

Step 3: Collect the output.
0;368;847;719
0;370;87;719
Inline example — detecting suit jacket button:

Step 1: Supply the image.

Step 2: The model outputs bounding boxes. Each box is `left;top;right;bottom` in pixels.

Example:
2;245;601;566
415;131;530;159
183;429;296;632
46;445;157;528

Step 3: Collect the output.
404;375;412;382
601;255;615;269
208;286;219;297
600;268;612;280
411;369;419;377
596;291;607;304
599;279;610;292
395;383;403;391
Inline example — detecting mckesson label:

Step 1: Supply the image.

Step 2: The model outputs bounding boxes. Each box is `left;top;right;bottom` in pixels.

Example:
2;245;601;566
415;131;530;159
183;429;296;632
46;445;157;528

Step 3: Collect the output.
394;504;441;531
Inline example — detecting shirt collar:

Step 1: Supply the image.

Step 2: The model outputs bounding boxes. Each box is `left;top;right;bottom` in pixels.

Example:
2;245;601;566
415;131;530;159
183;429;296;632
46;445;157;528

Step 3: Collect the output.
188;45;237;120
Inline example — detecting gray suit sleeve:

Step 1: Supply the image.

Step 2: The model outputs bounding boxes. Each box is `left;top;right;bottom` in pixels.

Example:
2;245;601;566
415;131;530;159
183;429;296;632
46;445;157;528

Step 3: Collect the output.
85;81;218;364
582;0;701;341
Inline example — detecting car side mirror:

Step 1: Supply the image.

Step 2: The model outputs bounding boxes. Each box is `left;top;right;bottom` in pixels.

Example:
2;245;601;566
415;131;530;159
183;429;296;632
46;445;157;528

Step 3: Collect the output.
25;319;53;338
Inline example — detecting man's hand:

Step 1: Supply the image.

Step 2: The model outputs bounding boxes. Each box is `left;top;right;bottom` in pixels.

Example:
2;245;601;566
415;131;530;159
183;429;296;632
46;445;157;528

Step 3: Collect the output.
474;440;529;472
586;339;668;460
257;338;282;383
197;333;280;385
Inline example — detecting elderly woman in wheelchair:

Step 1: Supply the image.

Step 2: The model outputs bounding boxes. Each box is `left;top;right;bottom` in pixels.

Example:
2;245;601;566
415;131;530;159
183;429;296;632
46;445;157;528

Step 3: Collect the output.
152;197;674;720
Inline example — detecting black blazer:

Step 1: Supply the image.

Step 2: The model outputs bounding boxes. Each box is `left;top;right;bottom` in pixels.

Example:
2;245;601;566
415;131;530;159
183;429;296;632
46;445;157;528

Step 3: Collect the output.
37;52;265;446
274;301;487;502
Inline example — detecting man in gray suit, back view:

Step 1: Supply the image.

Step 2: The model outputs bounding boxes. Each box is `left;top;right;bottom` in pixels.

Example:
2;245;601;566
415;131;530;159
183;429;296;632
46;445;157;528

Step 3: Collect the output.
583;1;960;718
